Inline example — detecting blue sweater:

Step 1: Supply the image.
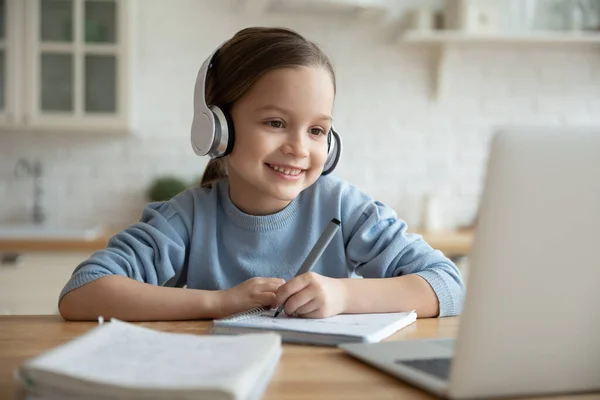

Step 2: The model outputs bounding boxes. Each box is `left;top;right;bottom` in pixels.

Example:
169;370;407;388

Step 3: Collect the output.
59;175;465;317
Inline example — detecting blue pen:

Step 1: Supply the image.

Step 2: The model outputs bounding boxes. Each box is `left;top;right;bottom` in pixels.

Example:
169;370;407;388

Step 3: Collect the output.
273;218;341;318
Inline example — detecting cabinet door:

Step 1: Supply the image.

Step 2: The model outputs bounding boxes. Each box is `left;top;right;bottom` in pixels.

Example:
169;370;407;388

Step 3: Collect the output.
0;0;6;121
0;252;91;315
25;0;129;133
0;0;20;127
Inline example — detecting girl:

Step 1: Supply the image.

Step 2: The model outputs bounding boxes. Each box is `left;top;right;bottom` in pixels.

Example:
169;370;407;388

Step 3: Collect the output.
58;27;464;321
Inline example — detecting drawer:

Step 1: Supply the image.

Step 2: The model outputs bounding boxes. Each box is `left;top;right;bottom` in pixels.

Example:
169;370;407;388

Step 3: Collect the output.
0;252;92;315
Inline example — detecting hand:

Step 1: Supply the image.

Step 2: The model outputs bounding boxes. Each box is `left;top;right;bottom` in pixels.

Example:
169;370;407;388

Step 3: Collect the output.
275;272;348;318
218;277;285;318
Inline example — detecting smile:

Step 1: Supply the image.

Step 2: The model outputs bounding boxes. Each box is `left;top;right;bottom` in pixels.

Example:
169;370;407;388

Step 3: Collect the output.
266;163;305;180
267;164;304;176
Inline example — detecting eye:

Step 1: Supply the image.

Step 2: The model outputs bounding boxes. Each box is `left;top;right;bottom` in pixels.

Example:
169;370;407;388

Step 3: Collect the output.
309;127;326;136
265;120;284;129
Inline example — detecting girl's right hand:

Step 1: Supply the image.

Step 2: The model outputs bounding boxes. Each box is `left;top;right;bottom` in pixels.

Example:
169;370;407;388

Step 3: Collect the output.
217;277;285;318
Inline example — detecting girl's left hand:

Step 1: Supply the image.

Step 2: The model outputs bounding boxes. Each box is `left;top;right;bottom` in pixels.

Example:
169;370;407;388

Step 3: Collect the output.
275;272;348;318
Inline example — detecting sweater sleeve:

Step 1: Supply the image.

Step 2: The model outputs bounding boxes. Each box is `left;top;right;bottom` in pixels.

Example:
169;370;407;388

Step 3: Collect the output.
58;190;194;303
342;194;465;317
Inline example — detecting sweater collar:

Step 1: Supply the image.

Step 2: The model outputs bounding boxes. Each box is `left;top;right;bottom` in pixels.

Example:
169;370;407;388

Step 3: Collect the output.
217;179;302;232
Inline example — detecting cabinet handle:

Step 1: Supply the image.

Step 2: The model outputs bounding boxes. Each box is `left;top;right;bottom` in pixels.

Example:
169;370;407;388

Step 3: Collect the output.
1;253;22;266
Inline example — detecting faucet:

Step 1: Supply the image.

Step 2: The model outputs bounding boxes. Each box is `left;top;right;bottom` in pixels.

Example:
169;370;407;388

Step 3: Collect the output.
15;159;46;225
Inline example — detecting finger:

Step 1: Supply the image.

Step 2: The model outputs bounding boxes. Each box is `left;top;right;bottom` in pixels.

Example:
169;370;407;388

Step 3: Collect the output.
260;280;286;293
295;298;320;316
299;309;327;319
260;277;285;285
276;276;312;305
250;277;284;285
248;277;267;284
272;278;286;286
252;292;277;307
283;286;318;316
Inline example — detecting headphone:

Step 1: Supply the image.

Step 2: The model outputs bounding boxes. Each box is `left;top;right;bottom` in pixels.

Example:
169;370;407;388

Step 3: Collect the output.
190;43;342;175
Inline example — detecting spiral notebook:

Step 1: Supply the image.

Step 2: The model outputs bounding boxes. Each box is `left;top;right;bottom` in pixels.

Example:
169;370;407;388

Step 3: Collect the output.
16;319;282;400
211;308;417;346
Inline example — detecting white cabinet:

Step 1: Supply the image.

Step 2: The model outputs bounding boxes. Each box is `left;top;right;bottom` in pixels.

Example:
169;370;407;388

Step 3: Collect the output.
0;0;131;134
0;252;92;315
0;0;19;126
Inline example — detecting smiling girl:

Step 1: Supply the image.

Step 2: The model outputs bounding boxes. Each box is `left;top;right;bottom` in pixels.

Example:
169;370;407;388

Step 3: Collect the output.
58;27;464;321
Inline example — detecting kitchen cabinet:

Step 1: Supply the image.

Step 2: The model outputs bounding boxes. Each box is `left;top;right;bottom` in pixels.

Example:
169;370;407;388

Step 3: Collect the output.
0;0;131;134
0;0;17;126
0;252;91;315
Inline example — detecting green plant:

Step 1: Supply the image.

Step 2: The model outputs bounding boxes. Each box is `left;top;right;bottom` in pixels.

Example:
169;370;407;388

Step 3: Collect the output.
147;176;189;202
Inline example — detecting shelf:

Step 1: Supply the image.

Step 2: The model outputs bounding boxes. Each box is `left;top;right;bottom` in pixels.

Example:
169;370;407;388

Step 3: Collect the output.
238;0;391;18
398;30;600;101
399;30;600;45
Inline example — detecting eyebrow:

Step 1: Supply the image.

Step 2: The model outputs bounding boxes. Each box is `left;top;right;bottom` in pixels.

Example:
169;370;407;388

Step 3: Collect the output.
255;105;333;122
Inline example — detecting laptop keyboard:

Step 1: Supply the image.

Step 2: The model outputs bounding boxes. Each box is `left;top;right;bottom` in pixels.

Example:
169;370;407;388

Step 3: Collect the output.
395;358;452;381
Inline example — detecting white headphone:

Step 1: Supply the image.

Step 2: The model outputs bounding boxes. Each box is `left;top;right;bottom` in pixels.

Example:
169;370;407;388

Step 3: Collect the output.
190;43;342;175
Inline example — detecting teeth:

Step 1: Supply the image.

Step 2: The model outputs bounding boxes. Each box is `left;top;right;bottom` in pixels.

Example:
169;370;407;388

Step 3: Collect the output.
269;164;302;176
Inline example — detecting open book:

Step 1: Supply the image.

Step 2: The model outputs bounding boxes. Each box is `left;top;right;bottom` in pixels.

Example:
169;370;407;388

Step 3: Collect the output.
16;319;282;400
211;308;417;346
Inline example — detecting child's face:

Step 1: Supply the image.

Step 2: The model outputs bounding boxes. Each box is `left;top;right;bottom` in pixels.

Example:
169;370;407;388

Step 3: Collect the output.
227;66;335;214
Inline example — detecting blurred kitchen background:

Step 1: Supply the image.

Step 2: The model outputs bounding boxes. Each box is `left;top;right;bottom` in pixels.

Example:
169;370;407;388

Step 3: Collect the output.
1;0;599;314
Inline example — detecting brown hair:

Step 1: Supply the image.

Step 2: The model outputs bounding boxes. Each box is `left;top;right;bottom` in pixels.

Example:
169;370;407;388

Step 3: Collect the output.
199;27;336;188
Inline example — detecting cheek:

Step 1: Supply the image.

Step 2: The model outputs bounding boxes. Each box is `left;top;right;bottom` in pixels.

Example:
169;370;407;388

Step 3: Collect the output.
229;129;273;169
314;141;329;165
227;140;252;172
230;126;258;157
229;148;256;172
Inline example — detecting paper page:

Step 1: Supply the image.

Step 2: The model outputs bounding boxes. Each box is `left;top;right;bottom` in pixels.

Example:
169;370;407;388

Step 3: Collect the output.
217;309;416;338
22;320;279;390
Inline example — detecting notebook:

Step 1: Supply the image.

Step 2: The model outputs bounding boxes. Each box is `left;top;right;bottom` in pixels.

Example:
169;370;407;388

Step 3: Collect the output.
211;308;417;346
15;319;282;400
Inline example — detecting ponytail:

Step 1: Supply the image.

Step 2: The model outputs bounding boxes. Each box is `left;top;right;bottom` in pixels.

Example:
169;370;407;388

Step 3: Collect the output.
200;159;227;188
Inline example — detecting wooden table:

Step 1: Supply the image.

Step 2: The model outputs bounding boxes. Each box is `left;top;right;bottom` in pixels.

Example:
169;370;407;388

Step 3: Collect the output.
1;316;598;400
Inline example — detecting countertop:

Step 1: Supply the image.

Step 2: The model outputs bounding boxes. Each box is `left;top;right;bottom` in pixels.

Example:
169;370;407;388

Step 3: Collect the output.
0;228;475;256
0;231;116;253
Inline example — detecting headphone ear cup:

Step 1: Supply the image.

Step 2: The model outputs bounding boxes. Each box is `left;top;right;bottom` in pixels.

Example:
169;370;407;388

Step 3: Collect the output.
209;105;235;158
220;108;235;157
322;128;342;175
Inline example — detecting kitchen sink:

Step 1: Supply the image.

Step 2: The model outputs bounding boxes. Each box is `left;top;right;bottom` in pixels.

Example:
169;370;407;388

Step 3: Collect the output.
0;224;104;240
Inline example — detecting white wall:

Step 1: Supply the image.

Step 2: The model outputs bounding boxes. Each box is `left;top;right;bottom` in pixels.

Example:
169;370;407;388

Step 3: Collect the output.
1;0;599;230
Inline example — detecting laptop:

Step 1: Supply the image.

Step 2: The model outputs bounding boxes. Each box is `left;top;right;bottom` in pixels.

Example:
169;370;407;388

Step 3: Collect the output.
340;128;600;399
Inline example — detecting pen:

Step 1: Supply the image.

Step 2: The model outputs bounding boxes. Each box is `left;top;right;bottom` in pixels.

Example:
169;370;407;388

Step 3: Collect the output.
273;217;341;318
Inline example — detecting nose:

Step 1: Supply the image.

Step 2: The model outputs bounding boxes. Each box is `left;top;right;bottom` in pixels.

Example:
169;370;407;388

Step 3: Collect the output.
282;130;310;158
